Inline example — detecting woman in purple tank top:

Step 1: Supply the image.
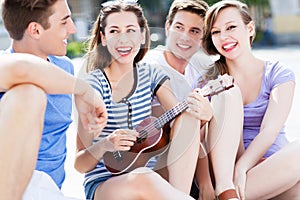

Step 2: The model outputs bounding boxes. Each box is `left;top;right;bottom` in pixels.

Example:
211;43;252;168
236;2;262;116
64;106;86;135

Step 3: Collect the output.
198;1;300;200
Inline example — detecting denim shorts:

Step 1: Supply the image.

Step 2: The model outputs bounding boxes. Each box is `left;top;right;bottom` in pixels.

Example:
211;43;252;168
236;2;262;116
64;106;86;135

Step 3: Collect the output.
84;175;111;200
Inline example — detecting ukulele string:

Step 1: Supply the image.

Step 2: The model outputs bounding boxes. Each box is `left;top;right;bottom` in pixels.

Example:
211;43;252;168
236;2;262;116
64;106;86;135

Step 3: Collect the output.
136;100;189;139
113;76;229;158
124;78;226;140
126;77;226;140
113;100;188;157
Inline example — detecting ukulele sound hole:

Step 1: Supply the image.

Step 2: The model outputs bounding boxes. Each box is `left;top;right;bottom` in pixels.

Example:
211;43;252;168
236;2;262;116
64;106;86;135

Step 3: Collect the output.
137;130;148;143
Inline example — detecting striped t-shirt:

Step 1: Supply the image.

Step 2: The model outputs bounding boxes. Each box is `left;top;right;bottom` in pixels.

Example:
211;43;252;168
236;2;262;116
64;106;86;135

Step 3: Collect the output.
83;62;169;187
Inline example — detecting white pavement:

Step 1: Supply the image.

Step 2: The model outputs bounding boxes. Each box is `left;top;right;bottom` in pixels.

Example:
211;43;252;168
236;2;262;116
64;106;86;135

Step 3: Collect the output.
61;58;85;199
61;46;300;199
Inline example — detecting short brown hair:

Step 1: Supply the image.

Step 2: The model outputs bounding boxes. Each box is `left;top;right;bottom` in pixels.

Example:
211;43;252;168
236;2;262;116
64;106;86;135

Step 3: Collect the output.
166;0;209;26
1;0;58;40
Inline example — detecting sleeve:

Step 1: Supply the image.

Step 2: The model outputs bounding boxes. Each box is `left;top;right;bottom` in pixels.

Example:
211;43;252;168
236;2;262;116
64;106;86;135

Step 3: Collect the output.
192;73;204;89
268;61;295;89
148;63;170;95
49;56;74;75
85;71;104;98
63;56;74;75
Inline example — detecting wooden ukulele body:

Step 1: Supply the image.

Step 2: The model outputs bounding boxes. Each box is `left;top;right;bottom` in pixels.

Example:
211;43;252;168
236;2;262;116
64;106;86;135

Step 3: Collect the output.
103;117;170;174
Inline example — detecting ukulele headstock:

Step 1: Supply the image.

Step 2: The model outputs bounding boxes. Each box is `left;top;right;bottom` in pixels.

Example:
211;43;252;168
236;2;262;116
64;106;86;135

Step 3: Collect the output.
197;73;234;97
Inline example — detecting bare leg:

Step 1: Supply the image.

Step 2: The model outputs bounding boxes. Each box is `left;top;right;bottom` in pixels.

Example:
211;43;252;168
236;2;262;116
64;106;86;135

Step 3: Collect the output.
167;112;200;193
207;86;243;195
0;84;46;200
94;167;194;200
194;154;215;200
245;140;300;200
154;150;169;181
271;181;300;200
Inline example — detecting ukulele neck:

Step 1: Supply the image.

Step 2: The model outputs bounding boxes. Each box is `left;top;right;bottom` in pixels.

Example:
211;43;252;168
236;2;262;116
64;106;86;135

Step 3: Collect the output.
155;100;189;129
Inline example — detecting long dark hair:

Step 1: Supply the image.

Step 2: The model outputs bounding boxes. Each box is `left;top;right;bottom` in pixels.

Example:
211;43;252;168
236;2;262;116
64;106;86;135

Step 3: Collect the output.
85;2;150;72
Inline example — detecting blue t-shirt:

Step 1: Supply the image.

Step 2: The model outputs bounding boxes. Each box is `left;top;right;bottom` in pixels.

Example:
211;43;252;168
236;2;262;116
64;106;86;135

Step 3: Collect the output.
243;60;295;158
0;48;74;188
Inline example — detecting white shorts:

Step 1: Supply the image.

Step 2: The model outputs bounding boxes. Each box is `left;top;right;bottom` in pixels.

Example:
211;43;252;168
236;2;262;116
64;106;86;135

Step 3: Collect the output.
23;170;80;200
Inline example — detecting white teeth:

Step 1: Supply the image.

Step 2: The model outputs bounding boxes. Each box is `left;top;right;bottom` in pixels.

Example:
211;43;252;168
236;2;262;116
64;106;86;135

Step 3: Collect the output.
63;39;67;44
116;47;132;56
178;44;190;49
223;43;235;49
117;47;131;52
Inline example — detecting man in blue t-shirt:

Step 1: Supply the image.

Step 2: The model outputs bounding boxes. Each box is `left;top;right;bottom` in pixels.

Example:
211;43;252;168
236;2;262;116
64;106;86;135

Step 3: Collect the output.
0;1;107;199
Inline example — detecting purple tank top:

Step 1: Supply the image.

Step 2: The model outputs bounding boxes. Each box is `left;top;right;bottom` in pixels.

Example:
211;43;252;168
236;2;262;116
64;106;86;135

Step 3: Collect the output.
243;60;295;157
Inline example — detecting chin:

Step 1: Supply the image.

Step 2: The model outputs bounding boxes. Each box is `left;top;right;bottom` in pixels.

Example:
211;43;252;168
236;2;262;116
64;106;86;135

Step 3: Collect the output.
176;54;190;61
54;51;67;57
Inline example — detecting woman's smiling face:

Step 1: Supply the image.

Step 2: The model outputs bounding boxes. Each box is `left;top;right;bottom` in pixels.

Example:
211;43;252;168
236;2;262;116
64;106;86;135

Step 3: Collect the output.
210;7;254;59
102;11;145;65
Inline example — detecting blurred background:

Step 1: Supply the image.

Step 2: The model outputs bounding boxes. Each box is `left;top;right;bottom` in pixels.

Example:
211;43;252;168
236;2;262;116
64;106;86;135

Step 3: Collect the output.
1;1;300;199
1;0;300;58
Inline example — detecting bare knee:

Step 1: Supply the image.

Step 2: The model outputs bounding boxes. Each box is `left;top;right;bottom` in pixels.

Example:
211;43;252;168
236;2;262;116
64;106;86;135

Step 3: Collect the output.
291;140;300;174
96;168;163;200
171;112;200;139
14;84;47;110
293;139;300;152
128;168;162;196
2;84;47;114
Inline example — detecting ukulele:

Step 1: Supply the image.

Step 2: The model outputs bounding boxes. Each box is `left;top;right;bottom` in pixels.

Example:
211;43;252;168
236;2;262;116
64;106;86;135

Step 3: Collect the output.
103;73;234;175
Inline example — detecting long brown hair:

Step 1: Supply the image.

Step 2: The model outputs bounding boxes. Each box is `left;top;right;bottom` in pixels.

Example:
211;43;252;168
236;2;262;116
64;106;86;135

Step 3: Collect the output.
85;2;150;72
199;0;255;86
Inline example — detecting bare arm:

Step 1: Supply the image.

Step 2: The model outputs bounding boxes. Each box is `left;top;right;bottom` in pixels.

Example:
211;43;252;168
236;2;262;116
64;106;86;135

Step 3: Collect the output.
0;53;80;94
0;53;108;133
236;81;295;171
156;80;212;124
155;80;179;110
75;116;138;173
74;118;107;173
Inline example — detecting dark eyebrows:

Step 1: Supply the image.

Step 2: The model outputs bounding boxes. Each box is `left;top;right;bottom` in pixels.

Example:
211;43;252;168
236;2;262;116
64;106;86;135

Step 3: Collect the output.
225;21;236;25
107;24;138;29
191;27;201;32
107;25;118;30
174;21;201;31
61;14;71;21
126;24;138;29
212;21;236;29
173;21;184;26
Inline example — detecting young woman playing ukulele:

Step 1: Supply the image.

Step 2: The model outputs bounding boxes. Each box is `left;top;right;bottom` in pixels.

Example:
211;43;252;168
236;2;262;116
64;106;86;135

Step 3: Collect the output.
74;1;213;199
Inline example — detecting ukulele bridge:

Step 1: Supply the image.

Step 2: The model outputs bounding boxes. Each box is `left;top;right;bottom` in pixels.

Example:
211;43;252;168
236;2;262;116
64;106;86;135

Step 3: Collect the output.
113;151;123;161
